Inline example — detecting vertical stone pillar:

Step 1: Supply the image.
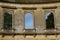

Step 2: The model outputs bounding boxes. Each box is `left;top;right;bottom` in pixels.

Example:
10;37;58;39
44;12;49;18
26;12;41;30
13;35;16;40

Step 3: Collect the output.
0;7;4;30
34;8;45;33
12;9;15;29
13;8;24;33
55;7;60;30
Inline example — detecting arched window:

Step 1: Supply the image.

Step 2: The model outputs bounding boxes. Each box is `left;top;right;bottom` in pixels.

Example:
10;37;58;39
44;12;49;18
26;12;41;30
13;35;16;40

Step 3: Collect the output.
4;12;12;30
25;12;34;29
45;12;54;29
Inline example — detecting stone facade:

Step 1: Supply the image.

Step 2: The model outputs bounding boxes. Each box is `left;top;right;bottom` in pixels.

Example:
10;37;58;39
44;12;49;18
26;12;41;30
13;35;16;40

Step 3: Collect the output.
0;2;60;40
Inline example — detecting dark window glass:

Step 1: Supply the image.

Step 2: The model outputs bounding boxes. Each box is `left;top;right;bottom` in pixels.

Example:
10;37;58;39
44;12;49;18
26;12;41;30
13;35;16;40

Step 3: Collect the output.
4;12;12;30
45;12;54;29
25;13;34;29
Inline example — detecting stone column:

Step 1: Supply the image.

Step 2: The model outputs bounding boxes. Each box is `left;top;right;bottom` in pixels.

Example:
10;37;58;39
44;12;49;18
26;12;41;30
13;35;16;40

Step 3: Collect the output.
12;9;15;30
55;7;60;29
13;8;24;33
0;7;4;31
34;8;45;33
55;6;60;33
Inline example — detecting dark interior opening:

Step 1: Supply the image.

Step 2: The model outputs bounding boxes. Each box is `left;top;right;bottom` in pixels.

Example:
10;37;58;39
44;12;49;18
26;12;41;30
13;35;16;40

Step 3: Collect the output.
46;12;55;29
4;12;12;30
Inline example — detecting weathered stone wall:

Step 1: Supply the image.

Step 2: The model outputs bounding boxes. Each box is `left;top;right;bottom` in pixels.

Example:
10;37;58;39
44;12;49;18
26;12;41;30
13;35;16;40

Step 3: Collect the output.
54;7;60;33
0;2;60;40
14;8;24;33
34;8;45;33
0;7;3;31
0;6;59;34
0;35;60;40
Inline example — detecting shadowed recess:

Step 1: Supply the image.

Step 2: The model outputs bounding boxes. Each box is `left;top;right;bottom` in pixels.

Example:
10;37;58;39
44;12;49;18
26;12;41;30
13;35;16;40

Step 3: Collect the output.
4;12;12;30
45;12;55;29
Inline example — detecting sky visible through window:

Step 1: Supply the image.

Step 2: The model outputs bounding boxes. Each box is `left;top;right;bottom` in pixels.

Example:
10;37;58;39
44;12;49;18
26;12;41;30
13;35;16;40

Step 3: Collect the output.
45;12;51;19
25;13;34;29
